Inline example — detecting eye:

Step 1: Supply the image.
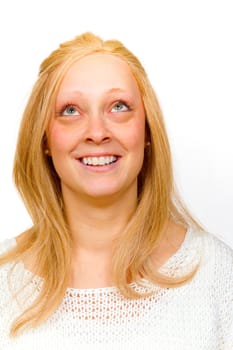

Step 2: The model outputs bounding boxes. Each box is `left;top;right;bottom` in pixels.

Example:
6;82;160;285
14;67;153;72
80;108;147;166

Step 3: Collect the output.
111;101;129;113
61;105;79;116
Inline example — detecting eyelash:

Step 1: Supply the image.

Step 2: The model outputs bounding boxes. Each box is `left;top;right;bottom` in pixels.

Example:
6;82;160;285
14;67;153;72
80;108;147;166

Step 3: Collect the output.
57;100;132;117
57;103;79;117
111;100;131;112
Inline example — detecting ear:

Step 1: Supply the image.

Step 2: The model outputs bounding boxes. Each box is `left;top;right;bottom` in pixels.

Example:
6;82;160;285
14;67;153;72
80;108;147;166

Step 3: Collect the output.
144;121;151;148
42;134;51;156
44;149;51;155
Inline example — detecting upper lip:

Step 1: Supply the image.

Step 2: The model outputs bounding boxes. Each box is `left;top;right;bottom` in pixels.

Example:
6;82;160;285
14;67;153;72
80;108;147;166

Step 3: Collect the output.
75;153;121;159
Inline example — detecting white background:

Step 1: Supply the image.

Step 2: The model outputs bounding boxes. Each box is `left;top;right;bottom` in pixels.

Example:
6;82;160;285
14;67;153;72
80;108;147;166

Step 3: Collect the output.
0;0;232;247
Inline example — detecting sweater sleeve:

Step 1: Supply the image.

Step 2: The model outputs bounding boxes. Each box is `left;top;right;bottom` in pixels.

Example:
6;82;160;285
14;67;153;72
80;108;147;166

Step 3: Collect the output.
222;250;233;350
212;236;233;349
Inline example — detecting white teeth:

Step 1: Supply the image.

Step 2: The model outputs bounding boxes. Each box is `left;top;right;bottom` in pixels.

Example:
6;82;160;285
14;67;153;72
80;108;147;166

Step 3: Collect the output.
81;156;117;166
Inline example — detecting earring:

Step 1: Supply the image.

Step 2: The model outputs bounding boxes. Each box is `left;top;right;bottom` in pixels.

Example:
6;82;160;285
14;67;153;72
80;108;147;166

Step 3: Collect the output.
44;149;50;155
145;141;151;147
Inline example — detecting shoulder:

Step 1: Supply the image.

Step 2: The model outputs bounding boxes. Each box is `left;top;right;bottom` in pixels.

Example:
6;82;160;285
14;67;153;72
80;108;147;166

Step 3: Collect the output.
0;237;17;290
200;230;233;266
199;231;233;346
0;237;17;255
175;228;233;288
197;230;233;299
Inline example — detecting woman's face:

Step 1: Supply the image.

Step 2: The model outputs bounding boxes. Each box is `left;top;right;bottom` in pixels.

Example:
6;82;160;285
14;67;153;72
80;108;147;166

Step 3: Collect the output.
47;53;146;202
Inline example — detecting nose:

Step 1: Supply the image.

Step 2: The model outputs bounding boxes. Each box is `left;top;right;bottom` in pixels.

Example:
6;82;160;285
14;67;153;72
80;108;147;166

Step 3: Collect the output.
85;115;111;145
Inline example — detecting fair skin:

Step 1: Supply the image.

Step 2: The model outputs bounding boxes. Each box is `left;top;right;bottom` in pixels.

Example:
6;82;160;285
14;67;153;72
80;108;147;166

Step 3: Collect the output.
47;53;146;288
18;53;186;288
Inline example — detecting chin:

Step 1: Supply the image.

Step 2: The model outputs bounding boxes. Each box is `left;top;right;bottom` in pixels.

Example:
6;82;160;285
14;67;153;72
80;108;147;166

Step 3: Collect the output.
85;188;121;199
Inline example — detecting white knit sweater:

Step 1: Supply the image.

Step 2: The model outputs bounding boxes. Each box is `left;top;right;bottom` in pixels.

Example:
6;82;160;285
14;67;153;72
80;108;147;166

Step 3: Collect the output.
0;228;232;349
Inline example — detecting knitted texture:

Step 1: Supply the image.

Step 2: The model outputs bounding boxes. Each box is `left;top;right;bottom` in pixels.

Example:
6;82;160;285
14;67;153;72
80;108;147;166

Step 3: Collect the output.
0;229;232;349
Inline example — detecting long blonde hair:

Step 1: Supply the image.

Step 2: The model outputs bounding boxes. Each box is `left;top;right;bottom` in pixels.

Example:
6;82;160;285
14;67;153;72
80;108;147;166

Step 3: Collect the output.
0;32;202;336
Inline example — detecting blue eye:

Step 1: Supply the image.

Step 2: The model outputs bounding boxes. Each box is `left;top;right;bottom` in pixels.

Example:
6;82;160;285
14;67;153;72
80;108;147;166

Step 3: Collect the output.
62;105;79;116
111;102;129;112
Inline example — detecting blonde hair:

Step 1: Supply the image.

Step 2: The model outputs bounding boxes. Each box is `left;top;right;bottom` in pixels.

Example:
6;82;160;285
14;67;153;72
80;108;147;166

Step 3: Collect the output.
0;32;202;336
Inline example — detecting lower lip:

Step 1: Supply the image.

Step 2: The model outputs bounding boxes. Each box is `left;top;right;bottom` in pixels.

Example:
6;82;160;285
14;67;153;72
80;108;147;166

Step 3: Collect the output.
77;157;121;172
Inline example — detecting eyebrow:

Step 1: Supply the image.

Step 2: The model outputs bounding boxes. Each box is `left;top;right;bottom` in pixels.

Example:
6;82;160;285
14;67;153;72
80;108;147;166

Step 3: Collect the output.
105;88;128;94
57;87;133;106
63;88;129;96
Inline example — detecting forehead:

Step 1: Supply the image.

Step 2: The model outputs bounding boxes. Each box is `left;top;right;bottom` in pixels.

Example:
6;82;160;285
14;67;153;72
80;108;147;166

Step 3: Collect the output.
57;53;140;97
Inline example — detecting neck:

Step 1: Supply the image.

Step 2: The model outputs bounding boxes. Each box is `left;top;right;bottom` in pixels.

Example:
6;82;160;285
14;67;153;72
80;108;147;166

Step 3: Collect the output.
63;186;138;254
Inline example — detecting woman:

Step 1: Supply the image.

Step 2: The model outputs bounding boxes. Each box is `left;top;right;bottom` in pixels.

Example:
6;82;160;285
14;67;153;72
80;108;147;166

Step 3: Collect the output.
0;32;232;349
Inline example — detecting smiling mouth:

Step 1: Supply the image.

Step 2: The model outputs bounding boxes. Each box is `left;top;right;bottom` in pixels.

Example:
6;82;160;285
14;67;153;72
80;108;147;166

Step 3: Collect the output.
80;155;119;166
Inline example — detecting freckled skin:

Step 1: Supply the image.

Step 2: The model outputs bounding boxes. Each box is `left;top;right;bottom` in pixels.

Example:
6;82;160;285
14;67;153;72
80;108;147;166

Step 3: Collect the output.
47;54;146;203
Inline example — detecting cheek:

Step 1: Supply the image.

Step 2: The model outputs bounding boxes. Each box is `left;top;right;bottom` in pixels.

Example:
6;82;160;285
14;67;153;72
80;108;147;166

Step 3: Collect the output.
129;118;146;151
47;124;76;153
